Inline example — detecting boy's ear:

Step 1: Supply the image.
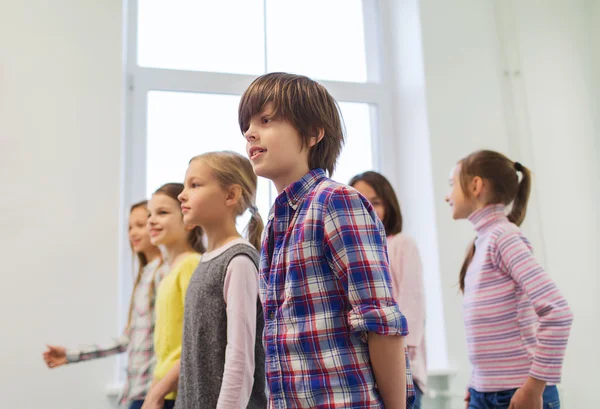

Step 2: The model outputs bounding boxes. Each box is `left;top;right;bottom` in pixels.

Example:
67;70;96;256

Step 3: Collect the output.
309;127;325;147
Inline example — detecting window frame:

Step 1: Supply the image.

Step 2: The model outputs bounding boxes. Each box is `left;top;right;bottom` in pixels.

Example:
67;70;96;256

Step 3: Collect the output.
117;0;399;381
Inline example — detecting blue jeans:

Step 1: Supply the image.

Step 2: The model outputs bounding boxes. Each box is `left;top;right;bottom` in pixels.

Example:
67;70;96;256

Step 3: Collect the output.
128;400;175;409
468;386;560;409
413;384;423;409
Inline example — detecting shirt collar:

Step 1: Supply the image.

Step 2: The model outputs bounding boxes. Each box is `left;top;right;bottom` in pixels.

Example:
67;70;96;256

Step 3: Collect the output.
468;203;508;234
269;169;327;220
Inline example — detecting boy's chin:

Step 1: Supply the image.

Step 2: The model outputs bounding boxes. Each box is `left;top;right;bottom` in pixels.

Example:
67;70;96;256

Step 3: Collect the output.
251;163;270;179
183;216;198;228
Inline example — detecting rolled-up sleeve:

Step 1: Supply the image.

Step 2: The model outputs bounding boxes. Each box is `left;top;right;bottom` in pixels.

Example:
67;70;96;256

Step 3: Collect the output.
323;186;408;338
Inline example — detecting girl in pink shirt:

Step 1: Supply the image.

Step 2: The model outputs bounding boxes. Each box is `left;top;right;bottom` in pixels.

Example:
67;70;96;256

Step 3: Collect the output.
446;150;573;409
351;171;428;409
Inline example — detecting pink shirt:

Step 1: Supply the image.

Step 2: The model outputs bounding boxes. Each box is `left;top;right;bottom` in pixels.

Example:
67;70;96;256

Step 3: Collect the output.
387;233;428;392
201;238;259;409
464;204;573;392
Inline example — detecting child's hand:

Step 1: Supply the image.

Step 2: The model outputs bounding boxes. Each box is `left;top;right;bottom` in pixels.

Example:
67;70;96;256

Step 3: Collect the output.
43;345;68;368
464;389;470;409
140;390;165;409
509;378;544;409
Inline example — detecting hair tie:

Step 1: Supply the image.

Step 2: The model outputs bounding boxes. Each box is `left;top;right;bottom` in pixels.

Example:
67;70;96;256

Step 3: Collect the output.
249;204;259;216
514;161;524;172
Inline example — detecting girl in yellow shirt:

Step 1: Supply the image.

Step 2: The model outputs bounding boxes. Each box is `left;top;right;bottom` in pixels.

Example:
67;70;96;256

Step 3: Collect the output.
142;183;204;409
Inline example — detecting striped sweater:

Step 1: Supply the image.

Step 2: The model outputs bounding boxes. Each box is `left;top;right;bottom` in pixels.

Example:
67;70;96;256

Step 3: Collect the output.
463;204;573;392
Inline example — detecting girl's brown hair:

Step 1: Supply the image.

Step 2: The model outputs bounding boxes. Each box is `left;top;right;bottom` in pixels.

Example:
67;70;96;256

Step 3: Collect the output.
154;183;206;254
349;171;403;236
190;151;264;250
458;150;532;292
238;72;345;176
125;200;163;331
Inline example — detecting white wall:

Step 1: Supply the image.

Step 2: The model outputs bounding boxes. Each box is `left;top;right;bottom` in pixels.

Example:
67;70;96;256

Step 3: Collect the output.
513;1;600;407
414;0;599;407
591;0;600;167
0;1;123;408
416;0;512;403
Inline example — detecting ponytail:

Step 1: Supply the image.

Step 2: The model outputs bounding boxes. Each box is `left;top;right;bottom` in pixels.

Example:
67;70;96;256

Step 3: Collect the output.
247;205;264;251
507;162;531;227
459;240;476;293
188;225;206;254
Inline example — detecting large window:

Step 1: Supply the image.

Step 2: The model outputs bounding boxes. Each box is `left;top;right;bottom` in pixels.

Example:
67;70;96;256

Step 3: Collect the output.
145;92;374;222
122;0;391;236
119;0;448;385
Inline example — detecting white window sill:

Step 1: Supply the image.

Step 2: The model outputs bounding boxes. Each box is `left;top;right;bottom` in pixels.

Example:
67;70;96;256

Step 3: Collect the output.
106;383;123;397
427;367;458;377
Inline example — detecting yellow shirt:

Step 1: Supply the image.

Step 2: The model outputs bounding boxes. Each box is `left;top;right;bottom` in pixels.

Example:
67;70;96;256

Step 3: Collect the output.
153;252;201;400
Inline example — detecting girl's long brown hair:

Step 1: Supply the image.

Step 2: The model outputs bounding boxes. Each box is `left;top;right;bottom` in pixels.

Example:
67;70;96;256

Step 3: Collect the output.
458;150;532;292
125;200;162;331
349;171;403;236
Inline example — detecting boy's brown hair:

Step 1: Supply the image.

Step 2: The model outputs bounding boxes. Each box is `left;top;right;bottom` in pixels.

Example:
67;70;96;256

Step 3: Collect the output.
238;72;345;176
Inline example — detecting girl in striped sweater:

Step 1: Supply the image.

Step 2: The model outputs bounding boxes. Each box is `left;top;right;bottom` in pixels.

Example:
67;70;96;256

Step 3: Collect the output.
445;150;573;409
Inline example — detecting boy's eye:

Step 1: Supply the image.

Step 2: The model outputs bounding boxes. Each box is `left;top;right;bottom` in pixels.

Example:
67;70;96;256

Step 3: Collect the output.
191;183;201;188
261;117;270;124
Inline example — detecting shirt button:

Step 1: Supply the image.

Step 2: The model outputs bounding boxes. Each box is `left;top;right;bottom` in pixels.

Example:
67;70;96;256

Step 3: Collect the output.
269;311;275;320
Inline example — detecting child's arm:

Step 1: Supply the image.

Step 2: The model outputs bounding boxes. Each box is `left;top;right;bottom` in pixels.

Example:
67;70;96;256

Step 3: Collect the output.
495;230;573;407
369;333;407;409
142;361;180;409
323;186;406;334
323;186;410;405
217;255;258;409
44;334;129;368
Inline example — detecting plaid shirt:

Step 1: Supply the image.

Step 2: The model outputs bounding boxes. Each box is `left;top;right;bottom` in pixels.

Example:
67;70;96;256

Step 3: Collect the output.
67;258;168;406
260;169;415;409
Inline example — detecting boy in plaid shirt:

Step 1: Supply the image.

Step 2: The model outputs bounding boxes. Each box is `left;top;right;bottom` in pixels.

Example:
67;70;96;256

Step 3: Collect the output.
239;72;415;409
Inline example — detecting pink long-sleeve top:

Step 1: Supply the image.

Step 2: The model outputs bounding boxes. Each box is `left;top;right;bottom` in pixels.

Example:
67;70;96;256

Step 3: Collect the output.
464;204;573;392
387;233;428;392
